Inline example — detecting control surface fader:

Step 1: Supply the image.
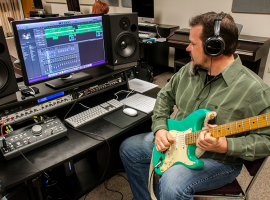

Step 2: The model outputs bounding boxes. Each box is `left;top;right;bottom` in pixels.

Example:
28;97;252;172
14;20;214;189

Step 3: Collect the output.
0;116;67;160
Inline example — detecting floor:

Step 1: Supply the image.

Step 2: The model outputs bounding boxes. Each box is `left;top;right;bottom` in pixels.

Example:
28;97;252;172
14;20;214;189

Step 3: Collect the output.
5;37;270;200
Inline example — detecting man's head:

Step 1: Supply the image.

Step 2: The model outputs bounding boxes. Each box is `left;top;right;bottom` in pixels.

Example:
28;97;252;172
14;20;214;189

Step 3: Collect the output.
186;12;239;75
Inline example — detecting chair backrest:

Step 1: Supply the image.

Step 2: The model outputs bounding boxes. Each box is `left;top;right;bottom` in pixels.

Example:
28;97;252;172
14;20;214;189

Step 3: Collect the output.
244;157;266;176
7;17;14;23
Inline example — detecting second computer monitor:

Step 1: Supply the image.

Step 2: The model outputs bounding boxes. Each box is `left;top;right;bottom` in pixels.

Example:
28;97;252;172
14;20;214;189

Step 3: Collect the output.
132;0;154;23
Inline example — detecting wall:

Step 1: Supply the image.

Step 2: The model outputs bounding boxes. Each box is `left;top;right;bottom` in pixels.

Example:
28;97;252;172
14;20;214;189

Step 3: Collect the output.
42;0;131;16
42;0;270;85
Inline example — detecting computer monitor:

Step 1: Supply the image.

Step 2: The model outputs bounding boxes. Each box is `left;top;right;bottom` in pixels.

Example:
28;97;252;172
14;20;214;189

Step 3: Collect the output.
132;0;154;23
11;14;107;89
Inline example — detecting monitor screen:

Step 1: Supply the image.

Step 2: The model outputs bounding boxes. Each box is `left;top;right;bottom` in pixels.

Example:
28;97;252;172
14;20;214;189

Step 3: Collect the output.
132;0;154;23
11;14;107;88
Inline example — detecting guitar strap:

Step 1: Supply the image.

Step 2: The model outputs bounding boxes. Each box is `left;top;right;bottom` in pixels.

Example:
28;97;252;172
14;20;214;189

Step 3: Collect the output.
148;111;217;199
148;152;158;200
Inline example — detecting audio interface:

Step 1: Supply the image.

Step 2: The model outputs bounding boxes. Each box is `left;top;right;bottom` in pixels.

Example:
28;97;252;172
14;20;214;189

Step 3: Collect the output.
0;116;67;160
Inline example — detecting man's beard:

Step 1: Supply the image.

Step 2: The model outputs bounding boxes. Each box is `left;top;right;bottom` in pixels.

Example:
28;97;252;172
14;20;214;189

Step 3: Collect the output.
189;61;201;77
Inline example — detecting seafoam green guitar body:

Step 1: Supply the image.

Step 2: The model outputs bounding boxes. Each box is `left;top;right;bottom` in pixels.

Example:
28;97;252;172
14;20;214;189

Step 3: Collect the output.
152;109;210;175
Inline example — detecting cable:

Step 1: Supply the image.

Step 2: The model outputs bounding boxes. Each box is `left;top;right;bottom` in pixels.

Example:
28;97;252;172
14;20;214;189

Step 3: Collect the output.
104;176;123;200
155;25;161;38
78;103;90;109
4;140;73;200
197;57;213;110
114;89;135;100
1;118;16;139
63;100;111;200
28;86;36;96
148;158;162;200
122;90;135;110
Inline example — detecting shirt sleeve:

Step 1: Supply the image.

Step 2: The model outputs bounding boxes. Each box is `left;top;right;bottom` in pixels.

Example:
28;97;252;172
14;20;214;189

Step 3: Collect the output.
151;71;181;134
226;89;270;161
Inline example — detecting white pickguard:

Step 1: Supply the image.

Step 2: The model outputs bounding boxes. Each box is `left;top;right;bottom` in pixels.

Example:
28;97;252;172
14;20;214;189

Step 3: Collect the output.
159;129;195;173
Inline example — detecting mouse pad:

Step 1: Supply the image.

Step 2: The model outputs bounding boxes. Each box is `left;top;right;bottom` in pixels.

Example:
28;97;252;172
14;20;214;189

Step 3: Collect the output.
103;108;147;129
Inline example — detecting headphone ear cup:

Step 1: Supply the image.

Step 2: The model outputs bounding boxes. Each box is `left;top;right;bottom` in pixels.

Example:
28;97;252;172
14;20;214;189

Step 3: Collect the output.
204;37;225;57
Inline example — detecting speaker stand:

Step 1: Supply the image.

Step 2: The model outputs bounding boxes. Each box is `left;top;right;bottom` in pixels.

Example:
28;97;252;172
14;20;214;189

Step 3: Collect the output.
105;61;137;70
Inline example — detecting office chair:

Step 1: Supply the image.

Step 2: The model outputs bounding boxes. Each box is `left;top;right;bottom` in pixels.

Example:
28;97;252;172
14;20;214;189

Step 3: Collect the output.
194;157;268;199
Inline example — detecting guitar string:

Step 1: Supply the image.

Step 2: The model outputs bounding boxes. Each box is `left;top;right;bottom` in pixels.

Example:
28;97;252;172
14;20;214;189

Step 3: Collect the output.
172;114;270;145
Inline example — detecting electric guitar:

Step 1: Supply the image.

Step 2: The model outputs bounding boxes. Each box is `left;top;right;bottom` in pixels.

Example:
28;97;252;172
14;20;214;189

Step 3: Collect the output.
152;109;270;175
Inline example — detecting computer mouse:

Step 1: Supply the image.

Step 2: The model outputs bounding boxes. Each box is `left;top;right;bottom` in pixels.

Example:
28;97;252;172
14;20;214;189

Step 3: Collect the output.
123;108;138;117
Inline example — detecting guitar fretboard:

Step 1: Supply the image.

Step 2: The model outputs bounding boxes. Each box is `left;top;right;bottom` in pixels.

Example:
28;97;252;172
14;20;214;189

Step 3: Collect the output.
185;113;270;145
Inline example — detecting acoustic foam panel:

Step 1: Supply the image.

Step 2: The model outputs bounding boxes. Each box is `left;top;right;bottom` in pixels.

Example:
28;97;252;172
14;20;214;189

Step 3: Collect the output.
232;0;270;14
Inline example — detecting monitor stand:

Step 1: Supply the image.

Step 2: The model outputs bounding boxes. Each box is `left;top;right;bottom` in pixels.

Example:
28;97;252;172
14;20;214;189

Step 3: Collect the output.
45;72;92;89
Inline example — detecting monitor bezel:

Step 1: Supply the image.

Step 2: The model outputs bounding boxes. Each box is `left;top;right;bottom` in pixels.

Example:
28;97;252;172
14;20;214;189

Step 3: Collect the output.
11;13;108;86
132;0;154;23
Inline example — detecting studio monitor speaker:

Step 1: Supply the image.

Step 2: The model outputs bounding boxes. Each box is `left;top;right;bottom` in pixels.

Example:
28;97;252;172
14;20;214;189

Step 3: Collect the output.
104;13;139;66
0;26;18;98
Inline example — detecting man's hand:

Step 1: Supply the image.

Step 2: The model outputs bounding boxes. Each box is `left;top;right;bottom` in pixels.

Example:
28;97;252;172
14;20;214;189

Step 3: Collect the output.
155;129;175;152
196;124;228;154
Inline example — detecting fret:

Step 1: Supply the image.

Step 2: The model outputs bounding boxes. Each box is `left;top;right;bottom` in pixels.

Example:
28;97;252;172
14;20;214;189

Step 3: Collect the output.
225;124;227;136
218;126;221;137
242;120;245;131
257;116;260;128
230;123;232;135
221;125;223;137
236;121;238;133
213;127;216;137
267;114;269;126
249;118;251;130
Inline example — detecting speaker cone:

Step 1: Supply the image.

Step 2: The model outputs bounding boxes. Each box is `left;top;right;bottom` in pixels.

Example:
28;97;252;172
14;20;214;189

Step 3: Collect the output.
0;59;9;90
119;17;130;30
115;33;137;58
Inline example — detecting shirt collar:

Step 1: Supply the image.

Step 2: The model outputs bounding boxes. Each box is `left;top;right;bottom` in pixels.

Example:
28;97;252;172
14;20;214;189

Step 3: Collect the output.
219;55;242;86
197;55;242;86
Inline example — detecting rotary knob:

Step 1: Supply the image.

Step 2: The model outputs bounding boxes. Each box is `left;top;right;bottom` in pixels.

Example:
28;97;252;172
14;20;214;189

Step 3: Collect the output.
32;125;42;135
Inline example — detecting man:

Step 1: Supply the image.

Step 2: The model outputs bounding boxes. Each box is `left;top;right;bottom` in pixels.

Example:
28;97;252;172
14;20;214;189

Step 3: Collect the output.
120;12;270;200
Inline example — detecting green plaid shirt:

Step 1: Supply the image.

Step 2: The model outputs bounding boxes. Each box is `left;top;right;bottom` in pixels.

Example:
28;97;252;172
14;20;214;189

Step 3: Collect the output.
152;56;270;165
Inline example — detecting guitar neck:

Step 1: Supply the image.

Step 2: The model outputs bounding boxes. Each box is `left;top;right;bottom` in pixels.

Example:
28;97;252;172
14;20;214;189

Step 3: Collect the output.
185;113;270;145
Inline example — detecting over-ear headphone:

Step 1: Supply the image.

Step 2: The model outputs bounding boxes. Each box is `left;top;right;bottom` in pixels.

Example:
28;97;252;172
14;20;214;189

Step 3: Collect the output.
204;13;227;57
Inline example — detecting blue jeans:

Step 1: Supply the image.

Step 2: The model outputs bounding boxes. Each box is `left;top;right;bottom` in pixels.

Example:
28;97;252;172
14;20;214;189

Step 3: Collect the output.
119;132;243;200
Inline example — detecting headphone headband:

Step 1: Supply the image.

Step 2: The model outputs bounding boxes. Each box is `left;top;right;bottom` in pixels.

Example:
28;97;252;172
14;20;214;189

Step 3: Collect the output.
213;13;227;37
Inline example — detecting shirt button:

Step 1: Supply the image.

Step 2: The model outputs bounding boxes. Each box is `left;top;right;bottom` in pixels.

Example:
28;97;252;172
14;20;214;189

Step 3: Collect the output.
215;106;218;109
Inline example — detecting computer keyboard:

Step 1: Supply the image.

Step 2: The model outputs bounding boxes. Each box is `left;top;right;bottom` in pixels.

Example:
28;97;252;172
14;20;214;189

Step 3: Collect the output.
138;22;157;27
121;93;156;114
65;99;123;128
139;31;157;39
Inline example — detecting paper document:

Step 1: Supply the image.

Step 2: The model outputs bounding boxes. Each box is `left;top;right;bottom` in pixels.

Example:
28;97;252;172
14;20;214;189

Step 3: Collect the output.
128;78;158;93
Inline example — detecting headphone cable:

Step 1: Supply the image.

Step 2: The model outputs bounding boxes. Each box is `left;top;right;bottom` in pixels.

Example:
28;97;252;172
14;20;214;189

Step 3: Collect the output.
197;57;212;110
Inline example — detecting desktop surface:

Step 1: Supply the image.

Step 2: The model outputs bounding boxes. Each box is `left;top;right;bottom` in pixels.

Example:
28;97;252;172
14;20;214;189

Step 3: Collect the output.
0;75;159;193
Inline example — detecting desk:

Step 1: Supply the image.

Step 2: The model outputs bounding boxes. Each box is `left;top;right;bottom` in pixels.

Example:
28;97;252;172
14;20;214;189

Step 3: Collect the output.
139;24;179;76
0;67;159;199
29;13;59;18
